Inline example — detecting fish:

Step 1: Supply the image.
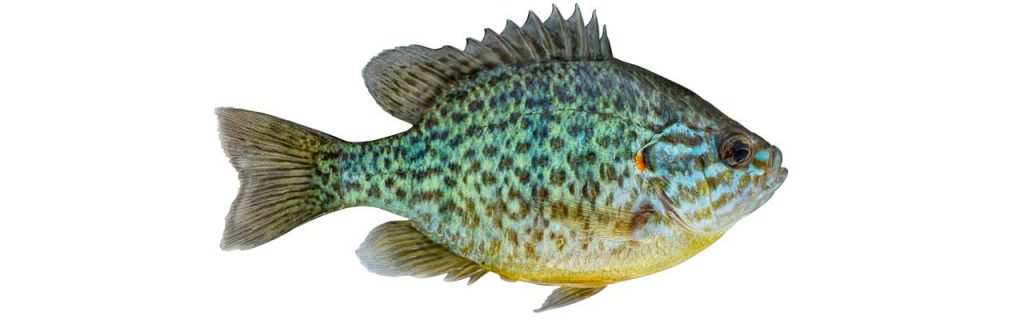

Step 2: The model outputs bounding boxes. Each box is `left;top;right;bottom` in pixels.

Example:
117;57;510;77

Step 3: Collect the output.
215;4;787;312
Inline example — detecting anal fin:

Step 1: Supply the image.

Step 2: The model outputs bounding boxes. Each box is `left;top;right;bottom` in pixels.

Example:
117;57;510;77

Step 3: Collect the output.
356;220;487;284
535;286;606;312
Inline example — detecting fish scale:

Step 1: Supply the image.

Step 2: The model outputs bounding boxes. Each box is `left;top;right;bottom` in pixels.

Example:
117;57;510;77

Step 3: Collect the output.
215;4;786;312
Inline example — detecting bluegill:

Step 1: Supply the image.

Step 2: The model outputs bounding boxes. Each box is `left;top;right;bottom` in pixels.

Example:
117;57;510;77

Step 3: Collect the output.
216;4;787;312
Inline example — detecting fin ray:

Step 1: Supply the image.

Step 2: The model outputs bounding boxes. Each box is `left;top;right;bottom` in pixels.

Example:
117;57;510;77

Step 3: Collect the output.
535;197;670;242
356;221;488;283
535;286;606;312
216;108;345;250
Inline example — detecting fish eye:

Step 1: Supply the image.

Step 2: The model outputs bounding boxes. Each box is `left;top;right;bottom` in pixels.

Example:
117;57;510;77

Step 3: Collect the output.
719;134;753;168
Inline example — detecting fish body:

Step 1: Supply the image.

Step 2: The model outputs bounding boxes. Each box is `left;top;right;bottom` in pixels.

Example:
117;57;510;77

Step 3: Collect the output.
341;60;726;285
216;5;787;312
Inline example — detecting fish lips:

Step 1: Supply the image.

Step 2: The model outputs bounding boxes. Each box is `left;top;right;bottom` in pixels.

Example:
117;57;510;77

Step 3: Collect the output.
766;146;787;190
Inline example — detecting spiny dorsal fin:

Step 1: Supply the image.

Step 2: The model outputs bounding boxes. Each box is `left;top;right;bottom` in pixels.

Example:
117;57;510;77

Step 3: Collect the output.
356;220;488;284
363;4;613;124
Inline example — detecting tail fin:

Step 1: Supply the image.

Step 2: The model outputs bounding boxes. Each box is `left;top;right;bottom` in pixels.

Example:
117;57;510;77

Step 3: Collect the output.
215;108;343;250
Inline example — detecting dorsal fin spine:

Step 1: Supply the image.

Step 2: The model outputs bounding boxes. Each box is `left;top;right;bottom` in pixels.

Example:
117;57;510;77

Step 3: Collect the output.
484;28;519;62
586;11;601;59
543;5;567;58
600;25;613;57
442;45;481;73
523;11;552;59
569;5;587;58
503;20;538;60
464;38;501;68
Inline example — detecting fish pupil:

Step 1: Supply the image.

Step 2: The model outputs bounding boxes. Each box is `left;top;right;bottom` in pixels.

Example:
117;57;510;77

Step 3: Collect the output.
720;135;752;167
731;147;749;163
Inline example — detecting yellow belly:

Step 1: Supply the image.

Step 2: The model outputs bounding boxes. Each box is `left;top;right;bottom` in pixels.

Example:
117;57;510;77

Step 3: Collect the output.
485;231;725;286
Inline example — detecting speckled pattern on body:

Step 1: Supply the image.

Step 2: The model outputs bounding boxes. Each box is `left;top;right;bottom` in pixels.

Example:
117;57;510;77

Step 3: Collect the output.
216;5;787;312
333;60;725;284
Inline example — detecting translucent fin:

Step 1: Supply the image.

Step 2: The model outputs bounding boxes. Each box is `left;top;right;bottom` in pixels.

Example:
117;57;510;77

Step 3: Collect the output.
215;108;345;250
356;221;488;283
535;286;607;312
444;263;488;285
534;196;672;242
362;45;481;124
362;4;613;124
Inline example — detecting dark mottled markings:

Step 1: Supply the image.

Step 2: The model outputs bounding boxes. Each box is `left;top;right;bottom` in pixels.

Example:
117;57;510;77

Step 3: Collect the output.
535;186;550;201
550;169;566;185
424;167;442;176
467;212;480;228
600;163;617;180
418;190;444;202
516;169;531;183
507;187;521;199
582;183;600;202
481;172;497;185
532;125;549;140
516;142;529;153
492;213;505;229
328;58;717;267
466;123;481;135
440;200;457;212
448;112;464;122
482;145;497;157
532;154;549;167
550;137;564;150
489;95;500;108
506;231;518;246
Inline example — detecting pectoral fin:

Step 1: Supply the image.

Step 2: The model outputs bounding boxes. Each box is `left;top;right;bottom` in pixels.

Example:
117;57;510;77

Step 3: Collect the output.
356;220;487;284
534;286;606;312
540;198;669;242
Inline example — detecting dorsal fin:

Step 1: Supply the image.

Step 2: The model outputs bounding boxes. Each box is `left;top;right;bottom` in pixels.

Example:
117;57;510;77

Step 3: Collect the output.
362;4;613;124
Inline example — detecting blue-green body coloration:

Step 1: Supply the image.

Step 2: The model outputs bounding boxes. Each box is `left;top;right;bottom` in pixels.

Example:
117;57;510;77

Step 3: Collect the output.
216;5;786;312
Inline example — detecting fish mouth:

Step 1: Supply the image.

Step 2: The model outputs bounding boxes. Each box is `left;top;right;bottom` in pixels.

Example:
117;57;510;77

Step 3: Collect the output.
766;146;787;189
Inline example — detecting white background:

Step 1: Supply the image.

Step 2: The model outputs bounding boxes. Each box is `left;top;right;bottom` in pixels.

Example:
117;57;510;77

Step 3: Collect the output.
2;1;1022;319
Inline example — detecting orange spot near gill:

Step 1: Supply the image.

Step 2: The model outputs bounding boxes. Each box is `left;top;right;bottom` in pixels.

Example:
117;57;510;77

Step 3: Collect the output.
635;153;646;172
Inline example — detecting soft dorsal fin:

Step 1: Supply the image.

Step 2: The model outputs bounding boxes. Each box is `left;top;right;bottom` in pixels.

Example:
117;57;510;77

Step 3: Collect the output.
362;4;613;124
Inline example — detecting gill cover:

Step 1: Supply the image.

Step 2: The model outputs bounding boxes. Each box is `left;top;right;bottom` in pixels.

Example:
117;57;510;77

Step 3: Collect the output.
635;123;715;233
638;122;783;234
